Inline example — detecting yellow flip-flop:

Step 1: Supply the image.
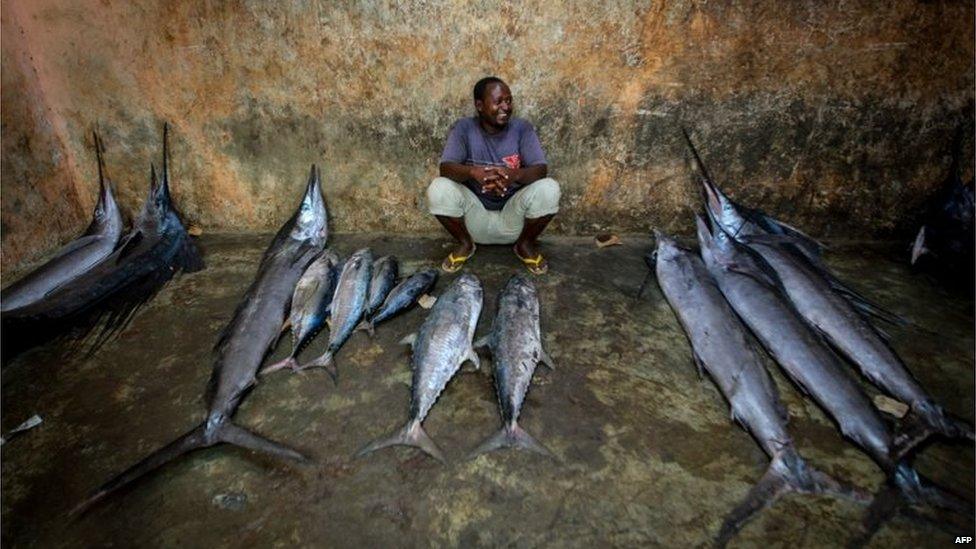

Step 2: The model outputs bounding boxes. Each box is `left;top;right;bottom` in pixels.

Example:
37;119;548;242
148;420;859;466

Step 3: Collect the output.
441;244;477;273
514;247;549;275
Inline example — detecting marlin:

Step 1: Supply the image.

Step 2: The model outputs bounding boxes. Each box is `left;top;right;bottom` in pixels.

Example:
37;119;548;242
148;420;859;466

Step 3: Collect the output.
2;132;124;313
696;214;970;525
652;231;864;546
72;164;329;515
356;273;483;463
681;128;906;327
3;124;203;359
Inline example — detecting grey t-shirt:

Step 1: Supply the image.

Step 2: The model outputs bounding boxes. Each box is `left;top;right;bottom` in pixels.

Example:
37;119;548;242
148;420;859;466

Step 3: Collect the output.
439;117;548;210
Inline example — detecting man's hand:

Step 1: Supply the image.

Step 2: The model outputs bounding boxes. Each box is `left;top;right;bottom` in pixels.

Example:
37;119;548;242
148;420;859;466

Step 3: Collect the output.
469;166;503;186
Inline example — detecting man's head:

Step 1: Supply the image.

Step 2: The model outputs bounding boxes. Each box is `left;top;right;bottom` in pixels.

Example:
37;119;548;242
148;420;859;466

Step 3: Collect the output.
473;76;513;132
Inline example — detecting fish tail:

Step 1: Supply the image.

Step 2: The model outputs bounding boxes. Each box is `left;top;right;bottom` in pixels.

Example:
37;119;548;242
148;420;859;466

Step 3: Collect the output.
894;401;975;458
297;350;338;385
354;419;445;463
893;462;972;514
716;449;868;547
353;320;376;337
468;423;555;460
259;356;299;376
71;420;307;517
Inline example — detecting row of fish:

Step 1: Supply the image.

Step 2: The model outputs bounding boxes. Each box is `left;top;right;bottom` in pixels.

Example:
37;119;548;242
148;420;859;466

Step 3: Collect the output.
649;131;973;545
72;172;555;516
2;125;203;360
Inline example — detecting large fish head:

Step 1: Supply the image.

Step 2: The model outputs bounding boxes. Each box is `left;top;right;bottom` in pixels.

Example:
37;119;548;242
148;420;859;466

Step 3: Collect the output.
698;209;738;266
345;247;374;271
502;273;536;300
652;229;684;265
88;176;124;237
290;165;329;243
699;174;751;240
454;272;484;301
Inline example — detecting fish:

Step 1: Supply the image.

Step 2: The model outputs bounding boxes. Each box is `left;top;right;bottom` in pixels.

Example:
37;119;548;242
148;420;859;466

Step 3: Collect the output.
356;273;483;463
357;268;438;336
652;230;862;546
470;274;555;458
2;132;125;313
264;248;340;373
2;124;203;360
682;128;907;328
365;255;399;317
695;214;969;515
266;248;372;383
71;164;329;515
736;226;974;443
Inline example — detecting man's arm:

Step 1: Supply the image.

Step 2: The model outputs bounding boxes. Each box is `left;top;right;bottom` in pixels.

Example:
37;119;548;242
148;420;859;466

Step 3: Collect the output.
440;162;503;186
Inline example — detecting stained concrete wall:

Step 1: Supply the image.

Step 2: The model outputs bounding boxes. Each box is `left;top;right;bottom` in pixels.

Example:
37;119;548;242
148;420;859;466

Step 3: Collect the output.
2;0;973;270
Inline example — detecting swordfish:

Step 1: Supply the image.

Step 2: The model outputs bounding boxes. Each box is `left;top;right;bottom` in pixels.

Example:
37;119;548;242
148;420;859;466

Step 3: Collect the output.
696;214;969;514
652;230;862;546
72;165;329;514
1;132;124;313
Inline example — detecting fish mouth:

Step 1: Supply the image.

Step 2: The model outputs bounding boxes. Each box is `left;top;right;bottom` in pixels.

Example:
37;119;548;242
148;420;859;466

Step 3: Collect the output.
700;176;724;219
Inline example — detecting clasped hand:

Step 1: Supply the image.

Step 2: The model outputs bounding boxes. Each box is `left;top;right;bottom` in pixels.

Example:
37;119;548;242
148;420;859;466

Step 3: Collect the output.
471;166;517;196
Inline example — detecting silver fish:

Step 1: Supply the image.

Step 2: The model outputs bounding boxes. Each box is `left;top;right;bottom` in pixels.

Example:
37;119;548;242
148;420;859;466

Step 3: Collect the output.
470;274;555;458
357;268;438;336
653;230;861;546
356;273;483;463
265;249;340;373
286;248;373;383
2;132;124;312
72;164;328;515
365;255;398;317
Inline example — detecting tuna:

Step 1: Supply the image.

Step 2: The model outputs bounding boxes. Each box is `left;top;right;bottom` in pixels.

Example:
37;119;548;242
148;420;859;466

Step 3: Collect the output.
2;132;125;313
652;230;863;546
265;248;373;383
2;124;203;360
682;128;906;328
357;268;438;336
264;249;340;373
470;274;555;458
695;214;969;512
72;164;329;515
356;273;483;463
365;255;399;317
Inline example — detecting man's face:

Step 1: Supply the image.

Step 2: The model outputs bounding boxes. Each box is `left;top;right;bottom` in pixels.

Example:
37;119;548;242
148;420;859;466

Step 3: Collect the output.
476;82;513;130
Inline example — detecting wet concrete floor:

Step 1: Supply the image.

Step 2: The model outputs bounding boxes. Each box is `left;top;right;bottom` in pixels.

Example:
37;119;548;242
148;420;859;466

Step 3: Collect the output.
2;233;973;547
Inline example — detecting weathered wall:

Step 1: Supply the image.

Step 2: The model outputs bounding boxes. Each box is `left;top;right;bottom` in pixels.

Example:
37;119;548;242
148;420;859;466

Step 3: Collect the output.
2;0;973;270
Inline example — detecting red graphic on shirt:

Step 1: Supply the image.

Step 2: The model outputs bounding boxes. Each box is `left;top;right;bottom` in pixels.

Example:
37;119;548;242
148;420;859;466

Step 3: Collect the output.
502;154;522;170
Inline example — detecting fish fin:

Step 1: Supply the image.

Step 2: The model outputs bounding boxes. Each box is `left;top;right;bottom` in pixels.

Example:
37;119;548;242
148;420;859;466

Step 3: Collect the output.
840;289;909;327
635;268;654;301
463;347;481;371
71;419;306;517
299;351;338;386
399;333;417;348
355;420;446;463
540;349;556;370
910;226;928;265
691;351;706;380
218;422;309;462
259;357;298;377
354;320;375;337
114;230;145;262
716;449;868;547
467;423;556;460
472;335;490;352
892;462;973;516
893;401;975;455
44;235;103;263
70;424;210;517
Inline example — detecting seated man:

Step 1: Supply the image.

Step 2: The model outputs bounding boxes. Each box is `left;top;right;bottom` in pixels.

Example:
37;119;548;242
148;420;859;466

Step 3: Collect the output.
427;76;561;275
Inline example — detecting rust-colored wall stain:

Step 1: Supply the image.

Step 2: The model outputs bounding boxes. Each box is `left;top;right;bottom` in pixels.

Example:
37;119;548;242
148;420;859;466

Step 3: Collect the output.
2;0;973;271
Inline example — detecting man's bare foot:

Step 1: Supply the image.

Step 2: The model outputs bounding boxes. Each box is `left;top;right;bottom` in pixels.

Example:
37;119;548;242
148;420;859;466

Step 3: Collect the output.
513;239;539;259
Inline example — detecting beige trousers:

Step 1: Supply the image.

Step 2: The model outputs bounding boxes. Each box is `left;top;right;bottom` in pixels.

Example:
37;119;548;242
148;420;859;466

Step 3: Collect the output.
426;177;561;244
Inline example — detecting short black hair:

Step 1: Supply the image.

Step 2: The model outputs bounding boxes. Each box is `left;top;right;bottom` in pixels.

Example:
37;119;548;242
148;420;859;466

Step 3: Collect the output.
473;76;506;102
